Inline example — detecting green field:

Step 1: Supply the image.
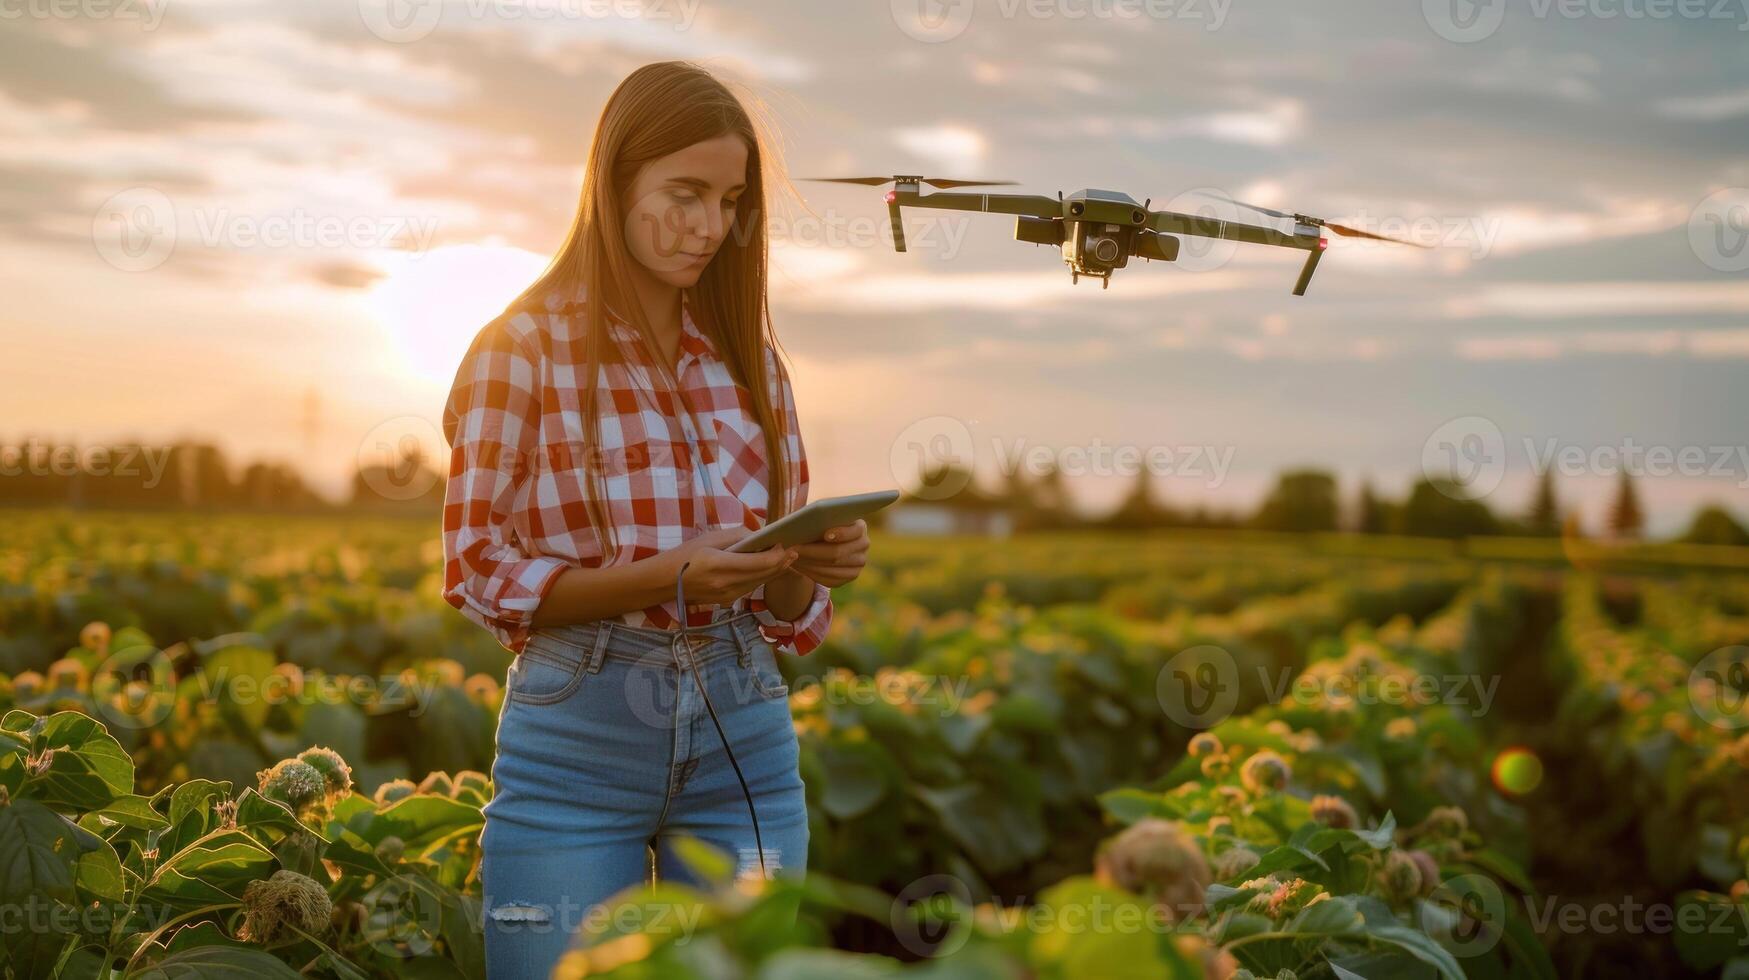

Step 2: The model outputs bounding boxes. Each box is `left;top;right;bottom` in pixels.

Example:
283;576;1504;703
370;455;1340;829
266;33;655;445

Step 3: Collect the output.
4;509;1748;978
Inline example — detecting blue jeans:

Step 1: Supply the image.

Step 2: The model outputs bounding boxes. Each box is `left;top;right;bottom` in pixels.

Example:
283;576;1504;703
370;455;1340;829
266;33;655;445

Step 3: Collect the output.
478;610;809;979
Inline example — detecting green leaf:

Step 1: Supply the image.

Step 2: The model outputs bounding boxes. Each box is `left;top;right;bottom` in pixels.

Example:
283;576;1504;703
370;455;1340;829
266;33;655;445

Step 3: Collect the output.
1352;811;1397;850
0;799;100;978
22;711;133;810
937;713;992;756
754;949;901;979
74;838;128;906
817;742;892;820
366;794;483;853
1330;951;1439;979
234;788;319;844
1675;891;1749;970
144;836;277;910
201;646;279;732
1212;911;1275;943
160;779;230;858
1245;840;1330;879
668;834;735;885
92;794;170;831
1286;894;1365;935
1461;848;1534;896
1097;787;1168;825
1353;897;1466;980
129;944;304;979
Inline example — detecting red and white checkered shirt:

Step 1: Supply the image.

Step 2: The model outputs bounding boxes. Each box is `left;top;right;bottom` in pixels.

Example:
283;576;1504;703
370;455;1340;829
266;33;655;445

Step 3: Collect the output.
440;285;832;657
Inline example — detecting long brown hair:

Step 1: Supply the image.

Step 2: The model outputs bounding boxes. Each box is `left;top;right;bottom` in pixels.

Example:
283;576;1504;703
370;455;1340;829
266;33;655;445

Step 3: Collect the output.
511;60;793;563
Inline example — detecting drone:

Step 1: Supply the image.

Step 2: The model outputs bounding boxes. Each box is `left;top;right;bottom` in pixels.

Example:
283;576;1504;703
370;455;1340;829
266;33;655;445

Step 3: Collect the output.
801;175;1428;293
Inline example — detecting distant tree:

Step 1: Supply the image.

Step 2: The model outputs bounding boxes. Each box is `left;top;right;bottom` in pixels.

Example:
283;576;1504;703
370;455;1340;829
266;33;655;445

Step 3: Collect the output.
350;444;445;514
1561;511;1586;540
1682;504;1749;547
1253;470;1339;533
1356;479;1388;534
1607;471;1644;540
999;459;1077;531
1028;459;1071;528
1103;470;1174;530
155;443;229;508
997;466;1044;532
1400;479;1499;538
243;462;325;511
1527;470;1560;536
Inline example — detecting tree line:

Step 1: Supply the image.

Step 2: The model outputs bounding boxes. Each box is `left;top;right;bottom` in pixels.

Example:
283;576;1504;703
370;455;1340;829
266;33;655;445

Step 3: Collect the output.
0;438;441;515
2;437;1744;546
904;461;1749;546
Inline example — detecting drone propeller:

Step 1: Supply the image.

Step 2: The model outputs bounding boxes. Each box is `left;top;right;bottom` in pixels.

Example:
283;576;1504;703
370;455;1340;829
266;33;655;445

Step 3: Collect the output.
801;175;1018;189
1204;193;1431;249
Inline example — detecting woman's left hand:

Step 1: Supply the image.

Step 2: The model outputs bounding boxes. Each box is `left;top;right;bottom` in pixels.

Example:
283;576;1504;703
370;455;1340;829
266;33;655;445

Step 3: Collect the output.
790;519;870;588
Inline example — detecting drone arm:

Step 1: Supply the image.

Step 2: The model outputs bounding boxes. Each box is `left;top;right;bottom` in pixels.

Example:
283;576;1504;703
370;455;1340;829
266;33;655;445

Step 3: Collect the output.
896;190;1062;218
1147;210;1312;250
1292;244;1325;296
888;197;906;252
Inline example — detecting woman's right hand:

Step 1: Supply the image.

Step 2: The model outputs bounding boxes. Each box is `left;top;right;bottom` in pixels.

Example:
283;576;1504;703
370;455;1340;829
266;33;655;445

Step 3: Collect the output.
661;528;796;605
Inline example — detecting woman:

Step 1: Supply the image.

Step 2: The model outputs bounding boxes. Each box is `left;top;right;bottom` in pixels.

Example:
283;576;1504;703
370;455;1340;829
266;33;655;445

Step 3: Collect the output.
439;61;870;978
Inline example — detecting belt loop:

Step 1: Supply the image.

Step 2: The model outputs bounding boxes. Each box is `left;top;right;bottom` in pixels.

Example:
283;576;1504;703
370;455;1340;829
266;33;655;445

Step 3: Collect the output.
587;622;610;674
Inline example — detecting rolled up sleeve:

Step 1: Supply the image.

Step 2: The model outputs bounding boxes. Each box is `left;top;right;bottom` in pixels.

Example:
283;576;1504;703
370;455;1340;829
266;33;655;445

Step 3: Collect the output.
440;316;567;653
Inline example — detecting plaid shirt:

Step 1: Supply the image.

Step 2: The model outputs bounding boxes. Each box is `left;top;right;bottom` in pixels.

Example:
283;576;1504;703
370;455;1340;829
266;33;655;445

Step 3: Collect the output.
440;286;832;657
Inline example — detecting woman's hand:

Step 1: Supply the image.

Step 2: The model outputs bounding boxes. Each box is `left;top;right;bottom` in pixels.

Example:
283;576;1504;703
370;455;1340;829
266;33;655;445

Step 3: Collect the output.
663;528;796;605
789;519;870;588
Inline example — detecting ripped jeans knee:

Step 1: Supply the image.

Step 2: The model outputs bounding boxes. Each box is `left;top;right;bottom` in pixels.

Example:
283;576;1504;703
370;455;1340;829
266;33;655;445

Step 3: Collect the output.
487;901;554;927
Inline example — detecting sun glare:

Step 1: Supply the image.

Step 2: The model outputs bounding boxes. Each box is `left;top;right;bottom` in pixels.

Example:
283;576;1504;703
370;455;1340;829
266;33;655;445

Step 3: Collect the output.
365;243;551;384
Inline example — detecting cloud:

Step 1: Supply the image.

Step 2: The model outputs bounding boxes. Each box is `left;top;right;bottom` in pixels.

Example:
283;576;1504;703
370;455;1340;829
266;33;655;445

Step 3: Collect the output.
1656;88;1749;121
1021;100;1305;148
773;265;1260;314
1444;282;1749;319
893;123;990;176
1455;328;1749;361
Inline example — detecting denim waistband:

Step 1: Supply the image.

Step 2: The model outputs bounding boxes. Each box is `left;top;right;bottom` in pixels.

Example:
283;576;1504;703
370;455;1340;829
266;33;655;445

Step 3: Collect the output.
522;610;765;672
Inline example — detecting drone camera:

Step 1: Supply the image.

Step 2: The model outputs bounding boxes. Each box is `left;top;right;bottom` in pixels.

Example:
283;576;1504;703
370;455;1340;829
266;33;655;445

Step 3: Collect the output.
1090;232;1122;263
1082;223;1129;266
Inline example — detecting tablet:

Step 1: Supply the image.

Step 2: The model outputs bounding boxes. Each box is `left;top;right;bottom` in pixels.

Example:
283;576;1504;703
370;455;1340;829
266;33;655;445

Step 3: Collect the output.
726;490;901;554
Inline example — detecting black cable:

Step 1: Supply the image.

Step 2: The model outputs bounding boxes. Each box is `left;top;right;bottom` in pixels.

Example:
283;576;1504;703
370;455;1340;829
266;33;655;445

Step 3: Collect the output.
674;561;769;882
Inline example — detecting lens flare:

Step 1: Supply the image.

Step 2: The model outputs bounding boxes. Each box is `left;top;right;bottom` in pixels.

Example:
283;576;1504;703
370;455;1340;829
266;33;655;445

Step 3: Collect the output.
1491;746;1543;796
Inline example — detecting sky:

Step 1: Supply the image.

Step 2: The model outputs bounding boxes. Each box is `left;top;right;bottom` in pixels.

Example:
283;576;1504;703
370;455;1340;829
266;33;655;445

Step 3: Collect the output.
2;0;1746;535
